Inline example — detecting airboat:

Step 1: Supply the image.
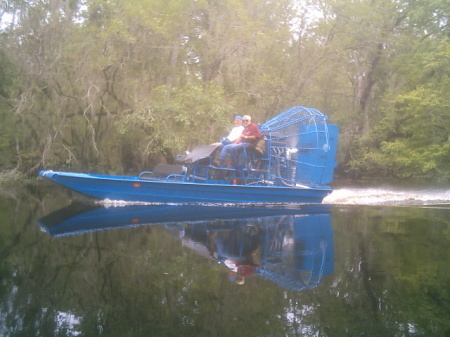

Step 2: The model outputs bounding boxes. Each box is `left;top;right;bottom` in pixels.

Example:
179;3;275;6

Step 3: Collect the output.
39;106;339;204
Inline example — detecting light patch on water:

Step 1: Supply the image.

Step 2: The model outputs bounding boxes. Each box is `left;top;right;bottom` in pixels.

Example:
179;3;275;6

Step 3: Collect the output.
55;311;82;336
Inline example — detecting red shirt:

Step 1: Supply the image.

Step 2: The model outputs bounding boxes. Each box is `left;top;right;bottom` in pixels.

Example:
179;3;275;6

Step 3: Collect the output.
241;123;260;144
237;265;256;277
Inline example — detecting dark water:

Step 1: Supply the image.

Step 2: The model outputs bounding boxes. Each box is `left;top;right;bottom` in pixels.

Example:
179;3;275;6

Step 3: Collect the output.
1;181;449;337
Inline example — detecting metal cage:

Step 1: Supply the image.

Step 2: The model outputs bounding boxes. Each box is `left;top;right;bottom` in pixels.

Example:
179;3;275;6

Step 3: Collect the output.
260;106;338;187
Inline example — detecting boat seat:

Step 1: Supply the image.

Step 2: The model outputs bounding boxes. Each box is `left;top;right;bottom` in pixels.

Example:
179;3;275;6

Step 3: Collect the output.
139;164;187;181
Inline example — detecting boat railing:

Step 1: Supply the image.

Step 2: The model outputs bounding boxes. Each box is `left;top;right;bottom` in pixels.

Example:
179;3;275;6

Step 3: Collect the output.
183;147;269;185
139;164;187;182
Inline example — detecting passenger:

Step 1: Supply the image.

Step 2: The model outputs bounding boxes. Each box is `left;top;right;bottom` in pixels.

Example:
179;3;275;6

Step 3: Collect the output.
213;115;244;146
214;115;260;168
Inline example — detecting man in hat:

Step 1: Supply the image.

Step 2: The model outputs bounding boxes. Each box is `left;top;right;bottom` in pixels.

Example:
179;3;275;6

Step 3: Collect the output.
214;115;260;167
219;115;245;145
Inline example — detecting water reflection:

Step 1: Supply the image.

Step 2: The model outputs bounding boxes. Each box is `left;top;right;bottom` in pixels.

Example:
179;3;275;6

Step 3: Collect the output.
38;203;334;291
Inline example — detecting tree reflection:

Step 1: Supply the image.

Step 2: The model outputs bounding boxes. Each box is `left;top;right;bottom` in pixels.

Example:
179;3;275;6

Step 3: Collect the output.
2;190;449;336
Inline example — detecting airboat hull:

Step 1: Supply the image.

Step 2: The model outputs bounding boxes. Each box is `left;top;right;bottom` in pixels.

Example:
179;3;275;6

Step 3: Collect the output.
39;170;332;204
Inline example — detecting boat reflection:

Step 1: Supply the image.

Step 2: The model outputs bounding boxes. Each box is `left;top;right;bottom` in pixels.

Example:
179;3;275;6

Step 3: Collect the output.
38;203;334;291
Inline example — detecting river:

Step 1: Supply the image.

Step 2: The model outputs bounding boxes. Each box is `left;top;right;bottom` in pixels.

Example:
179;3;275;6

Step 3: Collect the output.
0;180;449;336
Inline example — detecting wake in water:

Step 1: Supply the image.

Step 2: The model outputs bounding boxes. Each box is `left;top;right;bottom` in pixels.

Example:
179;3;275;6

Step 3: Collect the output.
96;189;450;207
323;188;450;206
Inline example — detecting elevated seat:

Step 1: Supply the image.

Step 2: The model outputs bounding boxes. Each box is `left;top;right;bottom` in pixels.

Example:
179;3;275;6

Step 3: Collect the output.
234;135;268;170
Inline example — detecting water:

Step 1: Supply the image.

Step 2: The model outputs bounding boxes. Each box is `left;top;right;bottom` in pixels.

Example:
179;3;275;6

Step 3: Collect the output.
0;181;449;336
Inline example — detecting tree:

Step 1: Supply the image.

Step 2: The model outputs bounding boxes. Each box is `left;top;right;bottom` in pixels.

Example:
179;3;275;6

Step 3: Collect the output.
0;0;448;179
346;0;450;179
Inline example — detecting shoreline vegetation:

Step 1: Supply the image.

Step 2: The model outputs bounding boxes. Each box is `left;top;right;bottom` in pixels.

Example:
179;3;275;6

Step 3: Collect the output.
0;0;448;181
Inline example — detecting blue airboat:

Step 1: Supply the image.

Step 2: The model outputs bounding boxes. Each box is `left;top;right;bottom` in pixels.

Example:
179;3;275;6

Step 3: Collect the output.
39;106;339;204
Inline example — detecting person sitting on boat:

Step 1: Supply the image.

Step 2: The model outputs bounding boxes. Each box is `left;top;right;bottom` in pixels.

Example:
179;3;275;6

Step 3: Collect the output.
214;115;260;168
217;115;245;146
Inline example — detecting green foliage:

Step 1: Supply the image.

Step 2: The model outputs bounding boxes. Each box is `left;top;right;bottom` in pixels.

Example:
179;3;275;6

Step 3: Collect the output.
0;0;448;179
347;18;449;180
116;82;233;155
0;42;21;172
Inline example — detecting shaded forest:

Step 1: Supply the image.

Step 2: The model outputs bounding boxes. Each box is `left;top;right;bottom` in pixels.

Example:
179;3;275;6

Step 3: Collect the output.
0;0;448;180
